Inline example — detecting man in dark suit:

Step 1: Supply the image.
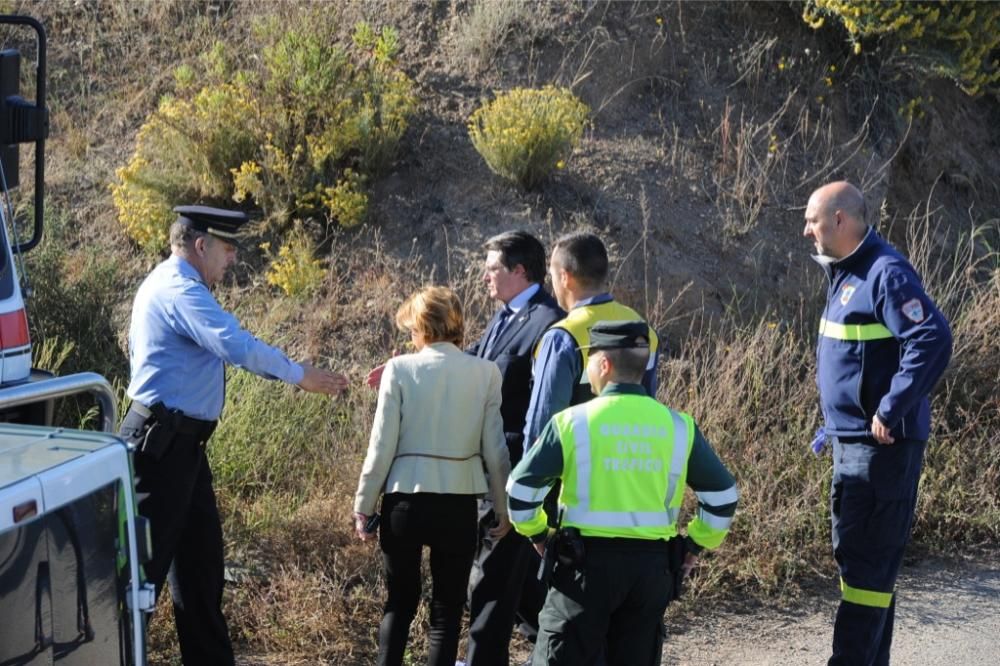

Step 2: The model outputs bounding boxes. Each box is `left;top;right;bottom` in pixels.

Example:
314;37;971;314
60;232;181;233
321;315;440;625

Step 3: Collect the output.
464;230;565;666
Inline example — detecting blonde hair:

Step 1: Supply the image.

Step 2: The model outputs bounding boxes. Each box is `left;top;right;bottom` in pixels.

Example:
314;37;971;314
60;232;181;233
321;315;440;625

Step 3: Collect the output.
395;286;464;346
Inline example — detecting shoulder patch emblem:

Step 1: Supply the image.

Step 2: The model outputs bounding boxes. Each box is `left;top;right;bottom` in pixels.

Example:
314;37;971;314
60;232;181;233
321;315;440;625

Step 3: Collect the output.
902;298;925;323
839;284;856;306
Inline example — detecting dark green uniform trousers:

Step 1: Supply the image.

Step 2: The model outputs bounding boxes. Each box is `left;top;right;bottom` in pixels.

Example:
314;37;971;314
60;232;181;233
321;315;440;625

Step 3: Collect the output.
532;537;673;666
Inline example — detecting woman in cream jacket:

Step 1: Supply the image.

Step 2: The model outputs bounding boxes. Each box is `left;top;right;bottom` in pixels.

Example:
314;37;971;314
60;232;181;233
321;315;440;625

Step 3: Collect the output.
354;286;511;666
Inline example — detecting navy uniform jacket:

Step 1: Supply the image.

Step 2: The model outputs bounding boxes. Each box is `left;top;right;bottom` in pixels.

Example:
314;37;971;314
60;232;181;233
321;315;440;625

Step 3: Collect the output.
814;228;952;442
469;286;564;466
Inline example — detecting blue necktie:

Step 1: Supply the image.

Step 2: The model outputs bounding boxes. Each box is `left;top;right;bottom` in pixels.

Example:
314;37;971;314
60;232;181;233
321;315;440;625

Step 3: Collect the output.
484;306;513;356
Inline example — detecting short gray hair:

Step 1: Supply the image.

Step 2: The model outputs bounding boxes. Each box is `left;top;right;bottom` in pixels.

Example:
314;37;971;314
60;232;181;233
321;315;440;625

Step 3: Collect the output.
169;221;208;249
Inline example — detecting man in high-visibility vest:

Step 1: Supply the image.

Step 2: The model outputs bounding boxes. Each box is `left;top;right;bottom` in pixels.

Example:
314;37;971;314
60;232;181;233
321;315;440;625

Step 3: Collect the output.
804;181;952;665
522;232;660;448
507;321;739;666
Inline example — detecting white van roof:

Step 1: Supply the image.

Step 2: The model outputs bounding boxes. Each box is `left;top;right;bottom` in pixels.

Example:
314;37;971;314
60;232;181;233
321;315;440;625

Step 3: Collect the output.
0;424;130;533
0;423;124;489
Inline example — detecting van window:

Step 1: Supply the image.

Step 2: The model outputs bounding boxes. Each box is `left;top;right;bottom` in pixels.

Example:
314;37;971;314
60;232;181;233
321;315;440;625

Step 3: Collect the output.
0;481;132;664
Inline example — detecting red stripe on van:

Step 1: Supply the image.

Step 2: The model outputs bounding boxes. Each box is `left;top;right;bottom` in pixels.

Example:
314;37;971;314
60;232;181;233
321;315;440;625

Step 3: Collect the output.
0;309;29;349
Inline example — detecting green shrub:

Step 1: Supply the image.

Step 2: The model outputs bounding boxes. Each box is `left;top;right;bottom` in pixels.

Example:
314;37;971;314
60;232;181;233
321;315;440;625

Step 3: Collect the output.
468;86;589;190
111;10;418;253
802;0;1000;96
24;212;131;383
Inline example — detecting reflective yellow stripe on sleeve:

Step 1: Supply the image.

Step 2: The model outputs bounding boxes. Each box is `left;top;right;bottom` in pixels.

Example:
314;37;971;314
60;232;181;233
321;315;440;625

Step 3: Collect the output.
819;318;893;341
840;578;893;608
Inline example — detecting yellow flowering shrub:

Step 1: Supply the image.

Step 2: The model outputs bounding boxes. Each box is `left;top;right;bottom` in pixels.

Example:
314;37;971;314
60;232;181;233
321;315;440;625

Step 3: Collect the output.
110;155;175;250
468;86;589;190
803;1;1000;96
263;231;326;298
322;169;368;229
111;8;417;253
231;160;263;205
110;80;258;252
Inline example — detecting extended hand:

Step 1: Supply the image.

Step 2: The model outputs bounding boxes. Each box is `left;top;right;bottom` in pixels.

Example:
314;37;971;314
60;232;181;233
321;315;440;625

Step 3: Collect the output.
366;350;401;390
365;363;386;390
489;513;512;540
298;362;349;396
871;414;895;445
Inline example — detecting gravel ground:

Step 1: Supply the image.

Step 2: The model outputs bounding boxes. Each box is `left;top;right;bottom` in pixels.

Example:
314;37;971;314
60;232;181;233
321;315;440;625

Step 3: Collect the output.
240;552;999;665
662;553;1000;665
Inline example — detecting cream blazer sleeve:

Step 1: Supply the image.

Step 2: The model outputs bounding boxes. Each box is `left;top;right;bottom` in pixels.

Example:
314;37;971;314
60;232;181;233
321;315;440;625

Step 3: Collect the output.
480;362;511;517
354;360;401;516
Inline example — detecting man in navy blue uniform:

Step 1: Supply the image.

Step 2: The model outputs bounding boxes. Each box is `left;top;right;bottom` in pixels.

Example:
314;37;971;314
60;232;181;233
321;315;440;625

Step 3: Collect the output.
804;182;952;666
121;206;348;665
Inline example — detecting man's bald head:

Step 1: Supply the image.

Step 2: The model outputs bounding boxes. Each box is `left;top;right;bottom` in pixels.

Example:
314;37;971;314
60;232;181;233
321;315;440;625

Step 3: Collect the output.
813;181;866;226
803;181;869;258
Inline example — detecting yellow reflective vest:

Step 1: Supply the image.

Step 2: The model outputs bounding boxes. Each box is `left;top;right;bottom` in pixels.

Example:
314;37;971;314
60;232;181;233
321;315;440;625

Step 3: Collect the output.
549;300;659;405
556;394;691;540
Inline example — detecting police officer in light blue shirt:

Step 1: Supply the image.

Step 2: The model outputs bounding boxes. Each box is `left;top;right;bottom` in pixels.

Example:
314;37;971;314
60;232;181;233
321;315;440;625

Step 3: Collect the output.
120;205;348;665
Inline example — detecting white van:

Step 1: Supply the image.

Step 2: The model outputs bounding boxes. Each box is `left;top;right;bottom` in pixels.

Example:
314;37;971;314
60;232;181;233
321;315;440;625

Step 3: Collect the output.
0;374;153;665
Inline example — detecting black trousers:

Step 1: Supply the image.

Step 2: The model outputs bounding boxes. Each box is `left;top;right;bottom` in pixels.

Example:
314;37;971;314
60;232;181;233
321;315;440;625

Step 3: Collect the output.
122;408;234;666
532;538;672;666
378;492;478;666
466;502;545;666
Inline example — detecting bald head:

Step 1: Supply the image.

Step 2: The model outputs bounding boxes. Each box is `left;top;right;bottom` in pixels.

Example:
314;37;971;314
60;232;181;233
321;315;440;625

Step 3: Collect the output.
814;181;866;225
803;181;869;258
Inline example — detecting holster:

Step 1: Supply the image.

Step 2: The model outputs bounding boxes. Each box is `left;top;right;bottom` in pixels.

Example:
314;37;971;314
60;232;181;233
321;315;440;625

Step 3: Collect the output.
555;527;585;569
120;402;177;461
667;536;688;602
537;526;586;586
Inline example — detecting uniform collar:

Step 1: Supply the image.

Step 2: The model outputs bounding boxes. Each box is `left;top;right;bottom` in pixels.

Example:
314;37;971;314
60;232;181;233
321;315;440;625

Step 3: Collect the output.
572;292;613;309
599;382;647;397
811;226;878;271
170;254;206;285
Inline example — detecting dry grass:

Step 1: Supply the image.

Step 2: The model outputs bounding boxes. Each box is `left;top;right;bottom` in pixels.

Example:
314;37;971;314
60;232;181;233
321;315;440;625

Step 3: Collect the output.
10;1;998;663
449;0;534;75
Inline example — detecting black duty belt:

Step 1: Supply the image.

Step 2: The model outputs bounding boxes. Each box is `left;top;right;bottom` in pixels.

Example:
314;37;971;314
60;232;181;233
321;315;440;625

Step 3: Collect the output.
581;535;673;552
130;401;217;439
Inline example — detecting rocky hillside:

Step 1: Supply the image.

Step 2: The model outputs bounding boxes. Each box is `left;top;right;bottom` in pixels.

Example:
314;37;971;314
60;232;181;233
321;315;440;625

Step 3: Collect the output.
15;1;1000;345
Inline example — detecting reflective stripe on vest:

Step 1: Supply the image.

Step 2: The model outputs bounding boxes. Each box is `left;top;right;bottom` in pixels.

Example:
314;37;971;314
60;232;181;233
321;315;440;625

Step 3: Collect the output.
556;396;694;538
539;301;659;396
819;318;893;341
